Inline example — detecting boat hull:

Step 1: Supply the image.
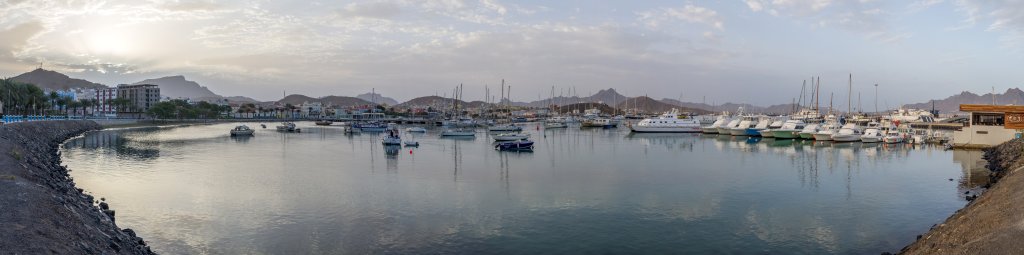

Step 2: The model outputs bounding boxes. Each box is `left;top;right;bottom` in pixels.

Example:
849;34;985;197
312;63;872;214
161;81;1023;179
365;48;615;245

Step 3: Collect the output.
745;128;763;136
630;126;702;133
716;127;732;134
772;130;802;139
799;132;817;139
883;137;903;144
813;133;834;141
759;129;775;138
832;134;861;142
230;130;254;136
861;136;883;143
729;128;747;136
702;127;720;134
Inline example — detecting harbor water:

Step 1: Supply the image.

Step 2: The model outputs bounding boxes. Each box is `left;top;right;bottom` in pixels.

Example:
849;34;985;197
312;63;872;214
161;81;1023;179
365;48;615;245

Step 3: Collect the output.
61;122;988;254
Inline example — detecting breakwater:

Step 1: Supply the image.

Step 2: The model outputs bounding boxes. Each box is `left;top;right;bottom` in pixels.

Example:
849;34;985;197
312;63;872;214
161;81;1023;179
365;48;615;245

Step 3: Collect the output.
0;121;153;254
901;138;1024;254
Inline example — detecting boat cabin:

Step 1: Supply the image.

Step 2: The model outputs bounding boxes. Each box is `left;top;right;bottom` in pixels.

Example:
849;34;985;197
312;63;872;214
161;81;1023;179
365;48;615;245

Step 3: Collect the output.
952;104;1024;148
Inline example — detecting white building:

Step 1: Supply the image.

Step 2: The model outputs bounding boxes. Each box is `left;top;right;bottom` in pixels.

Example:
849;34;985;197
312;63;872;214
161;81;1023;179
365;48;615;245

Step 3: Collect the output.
952;104;1023;148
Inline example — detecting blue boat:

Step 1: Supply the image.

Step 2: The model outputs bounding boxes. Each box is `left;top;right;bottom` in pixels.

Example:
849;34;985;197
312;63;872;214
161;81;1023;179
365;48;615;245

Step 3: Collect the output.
355;122;387;132
495;140;534;151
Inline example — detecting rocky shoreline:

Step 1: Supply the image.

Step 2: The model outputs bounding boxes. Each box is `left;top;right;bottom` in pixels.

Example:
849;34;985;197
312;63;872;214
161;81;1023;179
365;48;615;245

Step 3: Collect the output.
900;138;1024;254
0;121;153;254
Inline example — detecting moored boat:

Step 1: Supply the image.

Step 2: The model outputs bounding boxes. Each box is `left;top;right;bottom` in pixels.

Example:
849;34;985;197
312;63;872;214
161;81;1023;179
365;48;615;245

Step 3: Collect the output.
441;128;476;137
831;123;864;142
798;123;821;139
770;120;806;139
276;122;301;133
492;133;530;141
314;119;333;126
861;127;883;143
702;115;730;134
405;127;427;133
495;140;534;151
629;109;702;133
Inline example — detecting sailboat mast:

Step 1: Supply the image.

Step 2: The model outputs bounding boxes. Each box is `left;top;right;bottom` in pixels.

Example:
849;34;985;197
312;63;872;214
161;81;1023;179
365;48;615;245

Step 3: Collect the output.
847;73;852;115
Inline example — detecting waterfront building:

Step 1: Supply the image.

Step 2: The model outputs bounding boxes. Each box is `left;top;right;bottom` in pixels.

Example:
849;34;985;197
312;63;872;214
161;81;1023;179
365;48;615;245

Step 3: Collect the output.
116;84;160;118
95;88;118;117
952;104;1024;148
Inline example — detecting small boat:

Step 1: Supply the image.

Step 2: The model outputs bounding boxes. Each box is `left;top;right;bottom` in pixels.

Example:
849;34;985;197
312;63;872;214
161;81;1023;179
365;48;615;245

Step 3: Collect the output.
276;122;301;132
831;123;864;142
717;119;742;134
488;124;522;132
702;115;730;134
746;116;774;137
581;118;615;128
798;123;821;139
861;127;884;143
492;133;530;141
230;125;255;136
883;129;904;144
729;116;759;136
260;124;267;129
405;127;427;133
770;120;806;139
495;140;534;151
544;122;568;129
441;128;476;137
314;119;333;126
404;140;419;147
812;120;840;141
629;109;702;133
355;122;387;132
382;128;402;145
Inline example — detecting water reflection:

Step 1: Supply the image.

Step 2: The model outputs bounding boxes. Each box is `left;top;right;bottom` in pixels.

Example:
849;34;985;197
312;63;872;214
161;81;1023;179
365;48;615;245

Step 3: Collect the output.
61;123;974;254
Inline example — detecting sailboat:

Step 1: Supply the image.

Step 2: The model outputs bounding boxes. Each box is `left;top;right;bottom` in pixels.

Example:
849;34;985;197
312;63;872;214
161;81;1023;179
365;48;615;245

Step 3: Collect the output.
489;80;522;132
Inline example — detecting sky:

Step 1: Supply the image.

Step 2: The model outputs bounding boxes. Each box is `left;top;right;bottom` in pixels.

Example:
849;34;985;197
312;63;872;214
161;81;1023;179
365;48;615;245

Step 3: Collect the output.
0;0;1023;106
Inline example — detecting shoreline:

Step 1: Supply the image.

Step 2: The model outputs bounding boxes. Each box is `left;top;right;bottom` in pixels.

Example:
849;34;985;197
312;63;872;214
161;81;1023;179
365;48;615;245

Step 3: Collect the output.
0;120;153;254
900;138;1024;254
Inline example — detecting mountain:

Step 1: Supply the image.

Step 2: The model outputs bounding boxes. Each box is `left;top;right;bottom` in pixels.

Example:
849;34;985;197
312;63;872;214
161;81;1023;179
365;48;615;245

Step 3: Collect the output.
397;96;468;108
224;96;260;104
356;92;399;106
132;75;220;100
10;68;108;91
618;96;710;114
904;88;1024;113
276;94;373;107
555;103;617;114
525;88;628;107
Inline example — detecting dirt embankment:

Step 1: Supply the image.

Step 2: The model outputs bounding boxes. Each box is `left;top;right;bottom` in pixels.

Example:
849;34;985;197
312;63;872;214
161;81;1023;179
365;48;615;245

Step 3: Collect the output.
0;121;153;254
900;139;1024;254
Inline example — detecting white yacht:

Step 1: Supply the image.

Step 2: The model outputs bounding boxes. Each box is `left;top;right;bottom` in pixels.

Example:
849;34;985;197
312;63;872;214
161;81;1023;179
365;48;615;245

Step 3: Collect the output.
770;119;806;139
748;116;773;137
717;118;742;134
405;127;427;133
831;123;864;142
883;129;905;144
798;123;821;139
702;115;731;134
758;116;787;138
629;109;702;133
441;128;476;137
860;121;884;143
492;133;530;141
488;124;522;132
812;117;840;141
729;115;759;136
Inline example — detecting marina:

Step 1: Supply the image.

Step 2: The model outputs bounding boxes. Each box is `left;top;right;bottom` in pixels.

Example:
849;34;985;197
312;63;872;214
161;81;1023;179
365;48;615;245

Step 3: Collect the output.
62;121;985;254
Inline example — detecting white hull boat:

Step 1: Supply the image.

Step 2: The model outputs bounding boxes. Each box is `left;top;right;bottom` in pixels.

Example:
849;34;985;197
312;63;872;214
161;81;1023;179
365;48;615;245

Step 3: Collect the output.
629;109;702;133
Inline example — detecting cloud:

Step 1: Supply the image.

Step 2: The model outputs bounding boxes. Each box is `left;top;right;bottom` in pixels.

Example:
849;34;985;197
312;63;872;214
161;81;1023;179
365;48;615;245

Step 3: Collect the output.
337;1;403;19
0;21;45;69
637;4;724;31
746;0;908;43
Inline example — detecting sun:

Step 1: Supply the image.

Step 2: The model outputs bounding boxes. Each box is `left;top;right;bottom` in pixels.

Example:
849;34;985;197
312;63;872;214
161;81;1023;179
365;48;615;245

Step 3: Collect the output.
88;30;134;56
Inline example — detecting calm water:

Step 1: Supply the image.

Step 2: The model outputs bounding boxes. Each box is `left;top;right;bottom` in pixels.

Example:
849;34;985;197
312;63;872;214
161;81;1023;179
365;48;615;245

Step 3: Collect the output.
62;122;988;254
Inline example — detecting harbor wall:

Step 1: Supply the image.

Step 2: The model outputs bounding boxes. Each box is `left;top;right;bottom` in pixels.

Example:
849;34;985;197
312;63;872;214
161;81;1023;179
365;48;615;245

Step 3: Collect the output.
0;120;153;254
901;138;1024;254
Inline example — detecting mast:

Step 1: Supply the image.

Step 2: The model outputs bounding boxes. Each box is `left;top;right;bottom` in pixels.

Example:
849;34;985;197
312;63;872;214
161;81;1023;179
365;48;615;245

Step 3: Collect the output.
847;73;852;115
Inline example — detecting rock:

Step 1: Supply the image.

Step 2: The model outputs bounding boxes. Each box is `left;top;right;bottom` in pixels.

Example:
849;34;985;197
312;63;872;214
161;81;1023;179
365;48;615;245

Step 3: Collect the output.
99;202;109;210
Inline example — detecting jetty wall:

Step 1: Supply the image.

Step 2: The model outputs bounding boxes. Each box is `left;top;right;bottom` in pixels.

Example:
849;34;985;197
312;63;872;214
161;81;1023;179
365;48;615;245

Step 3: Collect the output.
0;121;153;254
901;138;1024;254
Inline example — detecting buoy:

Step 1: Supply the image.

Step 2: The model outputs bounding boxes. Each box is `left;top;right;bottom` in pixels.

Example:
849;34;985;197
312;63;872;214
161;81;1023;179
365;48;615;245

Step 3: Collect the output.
409;150;413;154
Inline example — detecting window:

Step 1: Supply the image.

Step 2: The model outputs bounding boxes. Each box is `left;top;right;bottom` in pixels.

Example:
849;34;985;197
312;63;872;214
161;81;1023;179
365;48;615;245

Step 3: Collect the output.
972;113;1004;126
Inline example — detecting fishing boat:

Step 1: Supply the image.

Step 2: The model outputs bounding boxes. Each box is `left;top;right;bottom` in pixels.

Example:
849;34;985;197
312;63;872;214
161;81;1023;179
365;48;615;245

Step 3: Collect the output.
702;115;730;134
276;122;300;132
798;123;821;139
581;118;615;128
629;109;702;133
355;122;387;132
717;118;741;134
405;127;427;133
544;122;568;129
441;128;476;137
729;116;759;136
883;129;904;144
314;119;333;126
747;116;773;137
492;133;530;141
488;124;522;132
812;117;840;141
382;129;402;145
770;119;806;139
495;140;534;151
759;117;786;138
230;125;255;136
831;123;864;142
861;126;884;143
